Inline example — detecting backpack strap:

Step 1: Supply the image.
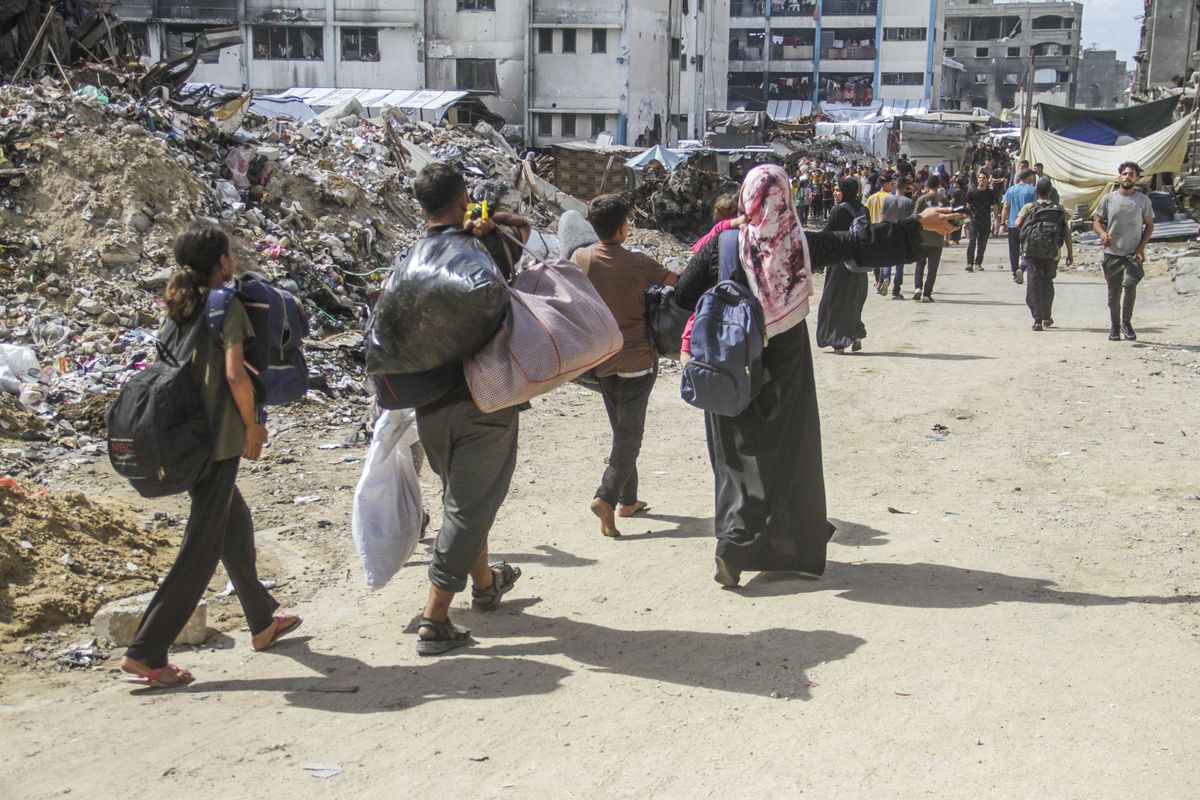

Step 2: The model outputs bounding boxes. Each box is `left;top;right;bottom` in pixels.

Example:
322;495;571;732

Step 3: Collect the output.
717;229;741;283
205;286;237;347
156;315;207;367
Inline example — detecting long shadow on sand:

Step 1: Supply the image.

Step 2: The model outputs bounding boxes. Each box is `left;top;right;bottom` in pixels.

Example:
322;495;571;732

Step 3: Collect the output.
849;351;992;361
734;559;1200;609
188;599;863;710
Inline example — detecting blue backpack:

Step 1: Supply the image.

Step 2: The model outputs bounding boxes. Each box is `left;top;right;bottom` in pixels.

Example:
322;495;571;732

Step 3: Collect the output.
206;274;309;409
680;230;767;416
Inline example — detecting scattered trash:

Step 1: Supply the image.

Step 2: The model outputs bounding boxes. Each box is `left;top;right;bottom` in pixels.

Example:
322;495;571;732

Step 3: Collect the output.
293;495;323;505
887;507;919;515
931;424;950;435
468;754;490;763
303;763;343;779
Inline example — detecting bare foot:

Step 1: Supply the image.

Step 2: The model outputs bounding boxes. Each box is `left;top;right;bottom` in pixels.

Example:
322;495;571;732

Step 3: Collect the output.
590;497;621;537
252;614;303;651
617;500;649;518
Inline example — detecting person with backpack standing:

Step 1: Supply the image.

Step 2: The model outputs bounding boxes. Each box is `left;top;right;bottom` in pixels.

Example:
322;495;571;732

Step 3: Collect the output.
572;194;676;538
815;177;870;354
1003;169;1038;283
673;164;962;588
1017;178;1074;331
119;222;300;688
1094;162;1155;341
911;175;949;302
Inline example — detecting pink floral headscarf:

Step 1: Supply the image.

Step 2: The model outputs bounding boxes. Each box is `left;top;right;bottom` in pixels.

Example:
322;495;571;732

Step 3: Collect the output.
738;164;813;339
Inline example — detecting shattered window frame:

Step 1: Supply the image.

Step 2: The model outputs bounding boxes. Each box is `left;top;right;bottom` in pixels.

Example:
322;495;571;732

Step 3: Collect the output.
341;28;380;62
456;58;499;92
251;25;325;61
124;22;151;58
165;25;222;64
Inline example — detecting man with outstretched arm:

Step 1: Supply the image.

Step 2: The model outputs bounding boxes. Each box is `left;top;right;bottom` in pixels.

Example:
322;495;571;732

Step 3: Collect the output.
1093;162;1154;341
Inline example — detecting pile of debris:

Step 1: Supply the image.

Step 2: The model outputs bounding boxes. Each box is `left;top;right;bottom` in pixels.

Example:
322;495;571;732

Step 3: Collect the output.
0;75;581;452
631;165;738;242
0;478;177;639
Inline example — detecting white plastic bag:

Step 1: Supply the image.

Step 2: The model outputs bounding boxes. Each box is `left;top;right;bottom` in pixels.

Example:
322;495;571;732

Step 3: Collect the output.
351;409;422;589
0;343;38;395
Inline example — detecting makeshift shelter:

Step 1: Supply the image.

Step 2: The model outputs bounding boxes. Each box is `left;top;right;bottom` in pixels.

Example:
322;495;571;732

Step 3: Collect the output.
1037;96;1180;140
1022;114;1196;216
625;145;687;172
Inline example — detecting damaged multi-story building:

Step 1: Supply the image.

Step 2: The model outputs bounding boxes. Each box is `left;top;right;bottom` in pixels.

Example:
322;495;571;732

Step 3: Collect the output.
1132;0;1200;95
943;0;1082;114
112;0;727;148
726;0;947;113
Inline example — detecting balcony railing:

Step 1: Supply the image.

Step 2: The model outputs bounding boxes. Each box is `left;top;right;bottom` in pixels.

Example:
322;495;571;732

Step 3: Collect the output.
821;46;876;60
822;0;878;16
731;0;818;17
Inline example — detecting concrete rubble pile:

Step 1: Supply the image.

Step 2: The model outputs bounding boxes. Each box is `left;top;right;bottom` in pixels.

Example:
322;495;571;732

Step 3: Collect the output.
631;166;739;242
0;77;581;482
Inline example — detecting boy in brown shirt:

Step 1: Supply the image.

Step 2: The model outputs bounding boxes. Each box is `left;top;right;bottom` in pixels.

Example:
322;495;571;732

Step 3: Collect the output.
572;194;675;537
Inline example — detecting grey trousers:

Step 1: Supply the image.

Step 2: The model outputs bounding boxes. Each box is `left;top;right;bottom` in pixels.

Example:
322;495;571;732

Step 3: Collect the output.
417;400;519;593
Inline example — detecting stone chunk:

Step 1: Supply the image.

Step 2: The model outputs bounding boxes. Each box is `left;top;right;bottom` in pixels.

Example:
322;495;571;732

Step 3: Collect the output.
93;591;207;646
1176;257;1200;295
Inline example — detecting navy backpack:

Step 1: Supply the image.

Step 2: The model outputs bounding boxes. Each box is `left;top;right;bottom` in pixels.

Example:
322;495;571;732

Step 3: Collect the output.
206;274;309;410
679;229;767;416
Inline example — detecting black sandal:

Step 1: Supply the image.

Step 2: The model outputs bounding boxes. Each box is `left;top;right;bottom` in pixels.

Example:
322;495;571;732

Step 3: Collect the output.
415;617;472;655
471;562;522;611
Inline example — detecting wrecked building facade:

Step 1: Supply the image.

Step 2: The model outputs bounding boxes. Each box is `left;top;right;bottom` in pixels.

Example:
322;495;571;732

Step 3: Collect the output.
109;0;727;147
1132;0;1200;95
944;0;1082;114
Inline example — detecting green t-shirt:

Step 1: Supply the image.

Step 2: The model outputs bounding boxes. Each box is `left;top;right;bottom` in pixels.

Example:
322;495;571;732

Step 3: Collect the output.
161;297;254;462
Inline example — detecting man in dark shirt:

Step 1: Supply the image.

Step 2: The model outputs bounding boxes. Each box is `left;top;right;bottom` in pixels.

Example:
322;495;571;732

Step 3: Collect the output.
1032;163;1060;205
965;171;995;272
911;175;948;301
573;194;675;537
390;163;530;655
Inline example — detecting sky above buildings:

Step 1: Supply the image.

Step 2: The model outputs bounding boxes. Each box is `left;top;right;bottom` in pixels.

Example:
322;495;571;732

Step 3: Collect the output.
1079;0;1143;64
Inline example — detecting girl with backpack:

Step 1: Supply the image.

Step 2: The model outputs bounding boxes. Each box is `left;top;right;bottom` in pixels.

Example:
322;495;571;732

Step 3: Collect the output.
815;177;870;354
120;222;301;688
672;164;962;588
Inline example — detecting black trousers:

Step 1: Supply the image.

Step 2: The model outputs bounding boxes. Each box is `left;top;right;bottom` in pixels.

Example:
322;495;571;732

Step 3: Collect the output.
1102;254;1140;326
966;221;989;265
1007;228;1023;275
914;247;942;297
1024;257;1057;321
126;458;277;669
596;372;656;507
418;399;519;593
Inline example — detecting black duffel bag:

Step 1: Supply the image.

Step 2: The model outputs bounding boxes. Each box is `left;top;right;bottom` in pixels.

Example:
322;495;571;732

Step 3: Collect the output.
645;284;691;360
366;227;510;375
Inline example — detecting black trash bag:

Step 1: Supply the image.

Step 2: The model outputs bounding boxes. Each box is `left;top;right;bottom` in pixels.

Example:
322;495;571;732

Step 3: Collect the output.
645;284;691;360
366;228;510;375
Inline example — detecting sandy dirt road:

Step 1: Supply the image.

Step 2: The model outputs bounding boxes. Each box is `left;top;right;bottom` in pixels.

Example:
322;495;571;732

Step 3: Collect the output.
2;240;1199;799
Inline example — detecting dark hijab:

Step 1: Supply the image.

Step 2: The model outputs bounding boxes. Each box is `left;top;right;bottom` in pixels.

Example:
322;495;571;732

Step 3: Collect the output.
838;177;864;211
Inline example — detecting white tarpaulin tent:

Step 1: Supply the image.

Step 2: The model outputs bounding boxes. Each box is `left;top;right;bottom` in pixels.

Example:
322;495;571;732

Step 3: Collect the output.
1022;114;1196;216
625;145;687;172
258;88;471;123
814;121;889;157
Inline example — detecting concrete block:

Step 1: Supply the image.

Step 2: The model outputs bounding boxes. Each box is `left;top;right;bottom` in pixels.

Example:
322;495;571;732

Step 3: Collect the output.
93;591;207;646
1176;257;1200;295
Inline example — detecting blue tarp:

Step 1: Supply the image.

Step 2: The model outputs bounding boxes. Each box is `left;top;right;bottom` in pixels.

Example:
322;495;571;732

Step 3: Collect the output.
1054;118;1128;147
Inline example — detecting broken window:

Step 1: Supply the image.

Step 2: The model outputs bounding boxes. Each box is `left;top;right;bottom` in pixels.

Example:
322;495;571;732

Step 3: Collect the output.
167;26;223;64
881;72;923;86
883;28;926;42
975;47;988;58
125;22;150;57
456;59;498;91
592;113;607;137
251;26;323;60
341;28;379;62
1007;47;1020;58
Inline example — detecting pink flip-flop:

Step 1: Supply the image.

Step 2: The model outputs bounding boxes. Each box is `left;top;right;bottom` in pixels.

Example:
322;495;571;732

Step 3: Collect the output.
125;663;194;689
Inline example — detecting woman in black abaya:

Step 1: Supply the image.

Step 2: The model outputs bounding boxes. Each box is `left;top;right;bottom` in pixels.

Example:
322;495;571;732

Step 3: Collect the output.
815;177;870;353
674;165;960;587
